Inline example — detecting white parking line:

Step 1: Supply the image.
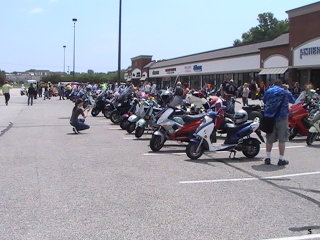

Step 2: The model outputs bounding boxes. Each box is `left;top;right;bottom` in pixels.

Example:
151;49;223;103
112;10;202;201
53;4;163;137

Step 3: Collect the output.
144;145;306;156
260;233;320;240
179;171;320;184
261;145;306;150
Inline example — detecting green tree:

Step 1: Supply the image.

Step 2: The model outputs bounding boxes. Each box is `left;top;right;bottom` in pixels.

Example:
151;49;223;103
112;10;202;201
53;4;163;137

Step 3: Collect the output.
233;12;289;46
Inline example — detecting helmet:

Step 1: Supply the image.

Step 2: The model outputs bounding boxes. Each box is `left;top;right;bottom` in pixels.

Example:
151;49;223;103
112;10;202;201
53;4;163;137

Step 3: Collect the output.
234;109;248;124
209;96;219;106
160;90;173;104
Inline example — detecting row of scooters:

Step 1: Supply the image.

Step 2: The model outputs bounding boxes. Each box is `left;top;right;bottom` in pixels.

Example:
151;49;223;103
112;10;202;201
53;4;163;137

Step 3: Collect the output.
91;87;266;160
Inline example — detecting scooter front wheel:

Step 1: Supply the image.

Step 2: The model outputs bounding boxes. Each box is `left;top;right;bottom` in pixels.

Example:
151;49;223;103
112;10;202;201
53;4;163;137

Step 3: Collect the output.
120;119;129;130
91;107;100;117
150;135;165;152
135;126;145;138
110;111;121;124
186;141;204;160
306;132;318;145
127;122;136;134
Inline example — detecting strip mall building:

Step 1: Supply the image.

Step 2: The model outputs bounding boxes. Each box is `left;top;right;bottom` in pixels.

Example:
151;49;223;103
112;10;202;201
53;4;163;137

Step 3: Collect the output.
125;2;320;90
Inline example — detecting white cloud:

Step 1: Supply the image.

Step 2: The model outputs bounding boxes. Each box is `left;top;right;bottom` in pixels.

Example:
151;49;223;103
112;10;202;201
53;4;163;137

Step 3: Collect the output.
30;8;44;14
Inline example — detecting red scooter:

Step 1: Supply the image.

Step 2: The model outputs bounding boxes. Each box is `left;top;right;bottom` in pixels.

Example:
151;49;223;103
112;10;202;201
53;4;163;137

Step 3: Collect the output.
288;103;310;140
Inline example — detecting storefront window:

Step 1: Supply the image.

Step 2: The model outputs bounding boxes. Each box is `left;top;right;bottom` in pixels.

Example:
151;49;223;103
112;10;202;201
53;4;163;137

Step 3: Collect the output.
190;76;201;90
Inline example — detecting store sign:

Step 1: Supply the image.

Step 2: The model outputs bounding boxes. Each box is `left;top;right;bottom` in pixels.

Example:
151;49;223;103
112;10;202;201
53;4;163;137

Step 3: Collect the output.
165;68;176;74
300;46;320;59
193;65;202;72
184;65;192;72
294;38;320;67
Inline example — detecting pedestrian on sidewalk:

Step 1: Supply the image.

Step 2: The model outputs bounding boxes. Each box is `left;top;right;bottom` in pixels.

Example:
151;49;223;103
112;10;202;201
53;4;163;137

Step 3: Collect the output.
2;81;13;106
27;83;36;106
263;79;295;166
241;83;250;106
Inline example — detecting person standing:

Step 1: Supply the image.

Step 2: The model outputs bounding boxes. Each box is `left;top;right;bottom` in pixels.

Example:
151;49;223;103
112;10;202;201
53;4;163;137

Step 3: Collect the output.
59;84;65;100
2;81;13;106
242;83;250;106
249;80;258;100
27;83;36;106
263;79;295;166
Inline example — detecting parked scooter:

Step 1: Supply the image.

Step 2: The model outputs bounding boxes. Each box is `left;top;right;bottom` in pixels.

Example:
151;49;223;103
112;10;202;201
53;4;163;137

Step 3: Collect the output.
91;90;112;117
185;109;264;160
109;87;133;124
306;108;320;145
134;99;162;138
119;98;140;130
288;103;313;140
126;99;151;133
149;107;206;151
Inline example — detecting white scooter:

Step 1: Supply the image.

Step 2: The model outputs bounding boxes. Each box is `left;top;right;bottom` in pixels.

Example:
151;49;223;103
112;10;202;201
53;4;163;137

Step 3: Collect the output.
186;109;264;160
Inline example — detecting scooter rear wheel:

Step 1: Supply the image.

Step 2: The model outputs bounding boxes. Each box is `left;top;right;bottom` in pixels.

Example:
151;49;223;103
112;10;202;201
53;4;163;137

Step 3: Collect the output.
288;127;298;141
186;142;204;160
242;138;260;158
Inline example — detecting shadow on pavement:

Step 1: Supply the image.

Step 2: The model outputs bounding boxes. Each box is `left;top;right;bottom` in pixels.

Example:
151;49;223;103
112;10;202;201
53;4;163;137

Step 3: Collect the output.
252;163;285;172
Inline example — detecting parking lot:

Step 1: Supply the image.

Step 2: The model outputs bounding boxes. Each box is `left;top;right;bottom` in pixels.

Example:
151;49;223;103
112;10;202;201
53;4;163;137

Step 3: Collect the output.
1;90;320;240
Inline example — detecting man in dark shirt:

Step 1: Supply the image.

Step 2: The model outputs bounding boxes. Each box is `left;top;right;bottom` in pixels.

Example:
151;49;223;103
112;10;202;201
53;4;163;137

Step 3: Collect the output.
27;84;36;106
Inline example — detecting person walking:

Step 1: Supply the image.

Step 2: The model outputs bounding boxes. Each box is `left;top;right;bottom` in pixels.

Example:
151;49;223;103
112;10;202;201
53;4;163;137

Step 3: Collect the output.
27;83;36;106
2;81;13;106
242;83;250;106
59;84;65;100
70;98;90;134
263;79;295;166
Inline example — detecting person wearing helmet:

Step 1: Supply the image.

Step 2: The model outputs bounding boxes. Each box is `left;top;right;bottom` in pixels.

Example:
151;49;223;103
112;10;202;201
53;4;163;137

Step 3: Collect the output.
170;82;184;107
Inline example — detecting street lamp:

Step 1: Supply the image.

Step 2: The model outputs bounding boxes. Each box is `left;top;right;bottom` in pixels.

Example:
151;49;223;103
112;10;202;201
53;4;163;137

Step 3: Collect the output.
63;45;66;73
72;18;77;79
117;0;122;83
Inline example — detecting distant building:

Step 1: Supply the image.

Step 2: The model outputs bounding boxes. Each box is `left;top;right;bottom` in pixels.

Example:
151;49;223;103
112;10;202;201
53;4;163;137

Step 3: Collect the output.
6;70;65;83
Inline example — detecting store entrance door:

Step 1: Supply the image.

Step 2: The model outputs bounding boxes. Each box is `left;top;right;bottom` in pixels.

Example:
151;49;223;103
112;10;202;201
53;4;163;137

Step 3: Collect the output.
311;69;320;88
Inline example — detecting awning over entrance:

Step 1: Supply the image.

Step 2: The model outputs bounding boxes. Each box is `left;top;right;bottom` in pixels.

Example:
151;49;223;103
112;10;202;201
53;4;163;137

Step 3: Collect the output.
140;75;147;81
258;67;288;75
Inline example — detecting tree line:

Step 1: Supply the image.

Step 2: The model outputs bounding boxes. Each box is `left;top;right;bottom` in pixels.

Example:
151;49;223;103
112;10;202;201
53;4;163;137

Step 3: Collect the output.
233;12;289;46
41;70;125;84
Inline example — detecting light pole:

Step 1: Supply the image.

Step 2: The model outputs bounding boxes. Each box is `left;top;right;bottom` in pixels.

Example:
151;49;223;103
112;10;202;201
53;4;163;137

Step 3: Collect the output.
72;18;77;79
63;45;66;73
117;0;122;83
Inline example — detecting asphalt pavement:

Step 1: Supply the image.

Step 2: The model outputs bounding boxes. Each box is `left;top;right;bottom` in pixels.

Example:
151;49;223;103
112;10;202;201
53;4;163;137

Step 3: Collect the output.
0;89;320;240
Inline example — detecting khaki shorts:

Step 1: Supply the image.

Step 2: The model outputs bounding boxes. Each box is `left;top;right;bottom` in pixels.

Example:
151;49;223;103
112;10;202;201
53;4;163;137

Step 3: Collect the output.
266;116;289;143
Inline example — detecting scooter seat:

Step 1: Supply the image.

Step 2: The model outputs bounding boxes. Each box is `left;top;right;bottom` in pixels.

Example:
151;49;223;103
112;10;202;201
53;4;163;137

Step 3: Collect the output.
182;114;205;123
225;121;253;133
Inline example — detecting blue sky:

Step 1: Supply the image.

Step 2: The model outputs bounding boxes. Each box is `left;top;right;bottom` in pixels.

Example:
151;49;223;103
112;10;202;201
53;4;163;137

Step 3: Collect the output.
0;0;316;73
